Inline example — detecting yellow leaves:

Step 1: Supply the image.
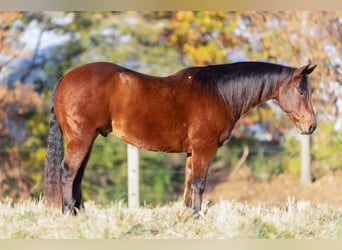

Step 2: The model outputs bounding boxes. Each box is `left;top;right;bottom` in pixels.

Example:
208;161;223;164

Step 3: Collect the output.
214;20;224;31
170;11;235;65
186;46;211;66
170;34;178;44
175;11;194;22
184;43;226;66
35;148;47;162
92;12;105;20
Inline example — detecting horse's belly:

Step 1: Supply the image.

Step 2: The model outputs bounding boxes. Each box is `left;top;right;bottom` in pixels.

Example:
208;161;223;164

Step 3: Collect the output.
108;80;190;153
110;121;189;153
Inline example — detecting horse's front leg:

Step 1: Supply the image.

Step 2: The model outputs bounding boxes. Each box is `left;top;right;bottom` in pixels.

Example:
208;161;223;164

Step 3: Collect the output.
184;146;217;213
183;153;193;208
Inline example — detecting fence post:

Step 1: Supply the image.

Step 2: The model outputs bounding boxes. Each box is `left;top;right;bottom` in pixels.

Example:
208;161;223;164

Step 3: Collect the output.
300;134;312;184
127;144;140;209
299;12;312;185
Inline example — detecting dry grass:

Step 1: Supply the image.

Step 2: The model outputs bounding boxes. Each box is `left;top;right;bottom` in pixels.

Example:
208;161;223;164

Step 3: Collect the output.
0;198;341;239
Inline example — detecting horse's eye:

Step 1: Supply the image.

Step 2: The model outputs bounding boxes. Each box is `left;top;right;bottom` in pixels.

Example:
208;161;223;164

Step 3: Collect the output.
299;89;305;96
295;85;306;96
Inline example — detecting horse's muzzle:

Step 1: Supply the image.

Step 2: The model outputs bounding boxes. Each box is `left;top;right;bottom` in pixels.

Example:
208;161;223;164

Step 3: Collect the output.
299;122;316;135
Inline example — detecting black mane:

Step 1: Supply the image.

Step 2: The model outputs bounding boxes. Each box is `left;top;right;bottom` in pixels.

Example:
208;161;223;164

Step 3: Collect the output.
191;62;294;118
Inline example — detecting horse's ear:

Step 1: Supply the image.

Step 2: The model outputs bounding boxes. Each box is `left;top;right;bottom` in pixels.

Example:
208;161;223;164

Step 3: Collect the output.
302;64;317;75
294;64;317;78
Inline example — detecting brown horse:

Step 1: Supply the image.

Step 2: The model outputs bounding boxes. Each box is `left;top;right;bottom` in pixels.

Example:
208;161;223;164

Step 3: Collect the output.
44;61;317;213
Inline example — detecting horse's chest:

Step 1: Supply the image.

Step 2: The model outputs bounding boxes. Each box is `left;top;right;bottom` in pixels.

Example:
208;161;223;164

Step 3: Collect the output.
218;122;235;147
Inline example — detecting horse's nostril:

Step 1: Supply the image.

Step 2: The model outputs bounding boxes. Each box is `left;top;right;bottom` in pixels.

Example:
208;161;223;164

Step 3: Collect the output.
309;124;316;134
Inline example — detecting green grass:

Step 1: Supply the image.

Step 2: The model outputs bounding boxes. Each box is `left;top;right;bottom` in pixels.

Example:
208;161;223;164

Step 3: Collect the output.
0;198;341;239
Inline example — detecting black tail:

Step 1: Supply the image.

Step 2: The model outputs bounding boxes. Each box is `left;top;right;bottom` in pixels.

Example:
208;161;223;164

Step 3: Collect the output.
44;77;64;206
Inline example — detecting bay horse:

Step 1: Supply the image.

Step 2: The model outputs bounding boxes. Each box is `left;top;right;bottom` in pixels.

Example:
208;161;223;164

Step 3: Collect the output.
44;61;317;214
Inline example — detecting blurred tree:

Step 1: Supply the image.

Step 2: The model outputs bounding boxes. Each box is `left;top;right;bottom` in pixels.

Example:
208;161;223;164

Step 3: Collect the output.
0;81;44;146
311;123;342;176
0;12;25;73
283;122;342;179
0;81;44;199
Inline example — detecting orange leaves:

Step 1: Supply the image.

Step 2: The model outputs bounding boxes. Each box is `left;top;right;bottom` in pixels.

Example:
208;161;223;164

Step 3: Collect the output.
0;12;23;62
0;12;22;28
0;81;44;136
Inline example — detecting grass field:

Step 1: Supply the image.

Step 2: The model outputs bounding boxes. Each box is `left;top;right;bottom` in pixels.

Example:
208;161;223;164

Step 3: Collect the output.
1;198;341;239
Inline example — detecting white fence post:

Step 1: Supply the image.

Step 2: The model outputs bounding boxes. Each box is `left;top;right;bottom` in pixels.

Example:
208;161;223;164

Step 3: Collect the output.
300;135;312;184
299;12;312;185
127;144;140;209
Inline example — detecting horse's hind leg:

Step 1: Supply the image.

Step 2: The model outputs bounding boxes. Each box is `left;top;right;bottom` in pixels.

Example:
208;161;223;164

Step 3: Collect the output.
61;134;96;214
72;143;94;210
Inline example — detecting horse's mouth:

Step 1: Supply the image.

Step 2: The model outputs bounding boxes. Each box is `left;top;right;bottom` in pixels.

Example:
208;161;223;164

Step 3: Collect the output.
287;112;316;135
299;123;316;135
295;121;316;135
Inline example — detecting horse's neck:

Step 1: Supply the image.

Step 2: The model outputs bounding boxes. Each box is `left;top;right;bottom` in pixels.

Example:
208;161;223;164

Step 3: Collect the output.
230;77;279;120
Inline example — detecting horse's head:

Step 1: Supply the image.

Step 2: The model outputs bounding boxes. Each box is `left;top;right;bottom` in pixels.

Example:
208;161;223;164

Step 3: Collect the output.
278;64;317;135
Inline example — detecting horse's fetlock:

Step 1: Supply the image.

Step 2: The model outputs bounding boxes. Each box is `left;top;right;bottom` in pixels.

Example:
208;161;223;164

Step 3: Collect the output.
197;178;206;194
